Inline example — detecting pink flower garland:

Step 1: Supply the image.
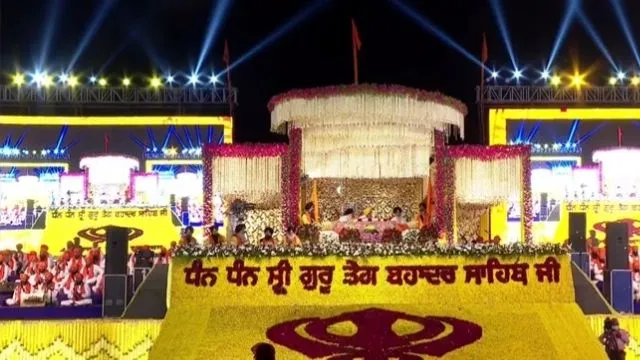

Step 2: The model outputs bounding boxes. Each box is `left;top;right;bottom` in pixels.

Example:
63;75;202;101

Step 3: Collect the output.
286;128;302;229
204;143;288;157
267;84;468;115
203;153;214;225
435;139;533;243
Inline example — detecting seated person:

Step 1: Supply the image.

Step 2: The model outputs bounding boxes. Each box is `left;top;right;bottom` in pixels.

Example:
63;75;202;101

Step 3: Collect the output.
284;226;301;247
231;224;249;246
39;244;53;269
6;274;34;306
69;246;86;273
0;254;10;284
22;251;39;276
301;202;316;225
416;202;428;229
390;206;409;231
83;254;104;294
29;262;50;287
338;208;355;223
358;208;373;222
259;227;276;247
60;273;92;307
180;226;197;246
38;272;58;305
207;225;226;246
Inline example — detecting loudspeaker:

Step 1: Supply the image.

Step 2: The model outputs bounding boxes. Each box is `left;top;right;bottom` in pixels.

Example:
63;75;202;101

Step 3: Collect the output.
606;222;629;270
103;274;127;317
540;193;548;219
180;197;189;211
169;194;176;207
568;212;586;253
105;226;129;275
26;199;35;215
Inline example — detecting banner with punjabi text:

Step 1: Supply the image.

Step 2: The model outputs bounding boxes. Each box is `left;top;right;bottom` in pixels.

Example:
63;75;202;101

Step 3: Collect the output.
150;255;606;359
41;207;180;251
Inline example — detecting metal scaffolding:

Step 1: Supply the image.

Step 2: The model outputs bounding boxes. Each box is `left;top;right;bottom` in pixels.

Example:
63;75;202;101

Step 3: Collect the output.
476;85;640;105
0;86;237;106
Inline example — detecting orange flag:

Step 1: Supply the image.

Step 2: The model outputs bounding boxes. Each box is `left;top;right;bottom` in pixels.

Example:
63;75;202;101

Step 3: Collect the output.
351;18;362;84
481;32;488;63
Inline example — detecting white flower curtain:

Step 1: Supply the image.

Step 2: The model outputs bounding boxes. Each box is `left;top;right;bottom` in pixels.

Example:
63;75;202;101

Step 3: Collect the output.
454;157;522;205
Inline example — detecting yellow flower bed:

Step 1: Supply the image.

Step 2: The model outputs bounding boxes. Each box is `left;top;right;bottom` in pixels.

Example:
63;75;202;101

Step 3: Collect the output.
0;319;161;360
150;255;606;359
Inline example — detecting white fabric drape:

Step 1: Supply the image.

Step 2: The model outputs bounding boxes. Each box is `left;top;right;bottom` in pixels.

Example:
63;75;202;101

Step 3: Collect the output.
270;91;465;179
212;157;282;200
454;157;522;204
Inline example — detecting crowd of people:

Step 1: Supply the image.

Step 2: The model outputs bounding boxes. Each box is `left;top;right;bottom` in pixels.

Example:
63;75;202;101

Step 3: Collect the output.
0;240;170;307
0;205;27;228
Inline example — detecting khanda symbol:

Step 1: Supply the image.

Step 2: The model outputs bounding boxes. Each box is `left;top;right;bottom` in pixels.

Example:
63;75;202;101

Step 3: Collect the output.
266;308;482;359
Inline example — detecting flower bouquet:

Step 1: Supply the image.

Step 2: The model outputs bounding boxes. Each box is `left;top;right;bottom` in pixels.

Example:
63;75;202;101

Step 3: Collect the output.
338;227;361;243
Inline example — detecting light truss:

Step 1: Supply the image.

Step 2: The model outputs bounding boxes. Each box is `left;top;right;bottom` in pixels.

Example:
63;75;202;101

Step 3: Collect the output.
0;86;237;105
477;85;640;105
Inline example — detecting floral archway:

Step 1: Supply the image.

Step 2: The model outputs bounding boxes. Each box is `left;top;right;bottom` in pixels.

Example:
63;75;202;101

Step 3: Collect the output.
434;131;532;243
203;131;301;239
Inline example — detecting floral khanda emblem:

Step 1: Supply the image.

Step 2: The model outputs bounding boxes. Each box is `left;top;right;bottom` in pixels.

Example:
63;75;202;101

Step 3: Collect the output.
77;226;144;243
266;308;482;359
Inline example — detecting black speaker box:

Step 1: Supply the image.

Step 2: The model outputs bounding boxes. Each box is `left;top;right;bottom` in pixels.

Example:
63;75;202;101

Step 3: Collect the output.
105;226;129;275
568;212;586;252
606;222;629;270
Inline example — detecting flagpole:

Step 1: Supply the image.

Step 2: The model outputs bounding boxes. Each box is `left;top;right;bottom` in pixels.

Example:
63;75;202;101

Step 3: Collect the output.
351;18;361;85
223;40;234;118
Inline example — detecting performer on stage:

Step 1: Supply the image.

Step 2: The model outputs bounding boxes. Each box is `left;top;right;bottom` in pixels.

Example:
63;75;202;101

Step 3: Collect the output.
6;274;33;306
391;206;409;232
301;202;316;225
231;224;249;246
284;226;302;247
39;245;53;269
83;254;104;294
70;247;86;273
416;202;428;229
0;254;10;284
339;208;355;223
61;273;92;306
154;247;171;265
207;225;226;246
180;226;197;246
259;227;277;247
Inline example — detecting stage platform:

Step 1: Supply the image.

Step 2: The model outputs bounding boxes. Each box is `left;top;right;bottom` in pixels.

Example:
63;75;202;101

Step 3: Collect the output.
0;305;102;320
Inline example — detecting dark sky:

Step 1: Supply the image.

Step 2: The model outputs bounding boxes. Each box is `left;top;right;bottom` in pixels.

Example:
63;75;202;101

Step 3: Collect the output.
2;0;640;145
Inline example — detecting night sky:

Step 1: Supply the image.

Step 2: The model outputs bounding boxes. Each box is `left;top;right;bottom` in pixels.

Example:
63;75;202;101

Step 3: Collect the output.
2;0;640;145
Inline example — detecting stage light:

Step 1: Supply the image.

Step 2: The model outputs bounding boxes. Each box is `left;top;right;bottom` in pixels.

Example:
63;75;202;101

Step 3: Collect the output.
98;77;107;87
632;76;640;86
58;73;69;84
67;75;78;87
617;71;626;81
166;74;175;84
41;74;53;88
609;76;617;86
122;77;131;87
540;69;550;80
550;75;561;86
12;73;25;86
512;68;522;80
150;76;162;88
490;70;499;79
187;72;200;86
89;76;97;84
209;73;219;84
570;73;585;88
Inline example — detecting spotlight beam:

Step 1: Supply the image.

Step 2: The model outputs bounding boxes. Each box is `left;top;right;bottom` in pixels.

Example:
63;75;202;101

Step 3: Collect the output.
547;0;579;70
220;0;329;76
611;0;640;68
67;0;119;72
39;0;64;69
577;10;616;70
195;0;233;74
389;0;490;72
489;0;517;70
